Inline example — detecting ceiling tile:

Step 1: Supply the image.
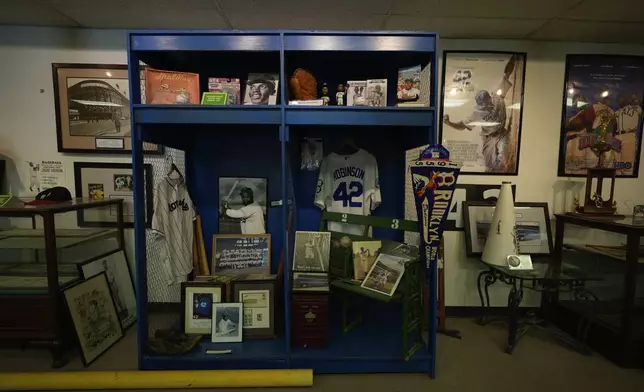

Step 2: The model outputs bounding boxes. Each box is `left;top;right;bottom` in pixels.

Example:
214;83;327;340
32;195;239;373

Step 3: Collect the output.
529;19;644;43
54;6;228;29
386;16;546;39
42;0;218;9
392;0;580;19
561;0;644;22
0;0;78;27
221;0;392;14
226;11;386;30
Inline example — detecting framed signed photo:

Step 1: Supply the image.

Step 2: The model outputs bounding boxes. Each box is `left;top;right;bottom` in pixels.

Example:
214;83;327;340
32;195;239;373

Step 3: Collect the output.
181;282;224;335
63;273;124;366
462;201;553;256
52;63;162;154
74;162;153;228
212;234;271;275
439;51;527;175
557;55;644;178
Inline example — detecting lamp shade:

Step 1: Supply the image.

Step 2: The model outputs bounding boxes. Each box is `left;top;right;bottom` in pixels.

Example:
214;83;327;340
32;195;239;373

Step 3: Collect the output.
481;182;517;267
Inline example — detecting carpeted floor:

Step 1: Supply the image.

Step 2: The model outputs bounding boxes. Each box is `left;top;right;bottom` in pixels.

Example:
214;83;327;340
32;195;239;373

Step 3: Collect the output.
1;318;643;392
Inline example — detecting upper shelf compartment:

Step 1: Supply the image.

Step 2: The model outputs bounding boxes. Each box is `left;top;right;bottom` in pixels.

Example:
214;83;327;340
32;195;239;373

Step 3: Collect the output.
282;31;436;52
133;105;281;125
129;31;281;51
285;106;434;127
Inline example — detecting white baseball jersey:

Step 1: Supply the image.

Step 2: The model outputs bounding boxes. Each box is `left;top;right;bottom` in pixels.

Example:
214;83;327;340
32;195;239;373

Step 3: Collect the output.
225;202;265;234
151;177;196;284
314;149;381;235
616;105;642;132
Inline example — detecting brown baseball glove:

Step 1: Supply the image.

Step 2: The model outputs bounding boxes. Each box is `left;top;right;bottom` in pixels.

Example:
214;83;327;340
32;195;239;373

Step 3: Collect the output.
290;68;317;100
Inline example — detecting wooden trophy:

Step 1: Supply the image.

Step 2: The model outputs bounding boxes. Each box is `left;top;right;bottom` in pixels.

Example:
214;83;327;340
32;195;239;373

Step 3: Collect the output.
574;117;621;216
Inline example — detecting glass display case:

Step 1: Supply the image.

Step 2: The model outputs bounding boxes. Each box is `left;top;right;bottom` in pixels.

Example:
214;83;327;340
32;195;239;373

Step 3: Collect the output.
0;198;126;367
553;213;644;368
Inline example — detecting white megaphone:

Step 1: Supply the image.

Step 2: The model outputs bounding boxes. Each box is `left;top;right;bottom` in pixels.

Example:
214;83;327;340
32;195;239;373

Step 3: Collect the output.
481;182;518;267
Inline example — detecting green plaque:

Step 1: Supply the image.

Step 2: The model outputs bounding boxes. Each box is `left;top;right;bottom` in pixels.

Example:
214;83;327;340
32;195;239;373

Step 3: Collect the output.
201;92;228;105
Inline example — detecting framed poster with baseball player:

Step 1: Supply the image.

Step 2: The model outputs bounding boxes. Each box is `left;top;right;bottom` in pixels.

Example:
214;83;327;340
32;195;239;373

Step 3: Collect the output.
439;51;527;175
292;231;331;272
78;249;137;329
218;177;268;234
52;63;163;154
557;55;644;178
74;162;153;228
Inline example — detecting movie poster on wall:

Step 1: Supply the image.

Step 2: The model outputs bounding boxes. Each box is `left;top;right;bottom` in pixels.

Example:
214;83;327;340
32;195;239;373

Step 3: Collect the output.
557;55;644;178
439;52;527;175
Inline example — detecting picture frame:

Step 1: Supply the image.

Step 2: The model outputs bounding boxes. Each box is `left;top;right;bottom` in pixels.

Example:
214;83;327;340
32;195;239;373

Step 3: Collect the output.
439;51;527;175
211;303;243;343
292;231;331;272
360;254;408;297
218;177;268;234
212;234;271;275
231;278;277;339
462;201;553;257
181;281;224;335
557;54;644;178
52;63;162;154
352;240;382;281
292;272;329;292
78;249;137;329
63;272;124;367
444;184;517;231
73;162;153;228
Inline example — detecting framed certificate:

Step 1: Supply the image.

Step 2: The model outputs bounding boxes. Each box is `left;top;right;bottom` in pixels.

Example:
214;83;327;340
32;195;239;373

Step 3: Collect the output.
231;278;276;339
181;282;224;335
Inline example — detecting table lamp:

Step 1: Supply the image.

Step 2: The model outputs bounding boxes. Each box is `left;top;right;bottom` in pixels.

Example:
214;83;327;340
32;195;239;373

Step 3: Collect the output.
481;181;518;267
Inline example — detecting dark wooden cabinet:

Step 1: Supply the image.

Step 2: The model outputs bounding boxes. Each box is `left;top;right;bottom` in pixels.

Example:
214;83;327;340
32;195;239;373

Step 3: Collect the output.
292;293;329;348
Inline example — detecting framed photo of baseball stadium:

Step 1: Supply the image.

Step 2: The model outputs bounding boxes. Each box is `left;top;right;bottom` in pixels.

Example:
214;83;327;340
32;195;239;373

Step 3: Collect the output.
557;55;644;178
52;63;162;154
73;162;153;228
439;51;527;175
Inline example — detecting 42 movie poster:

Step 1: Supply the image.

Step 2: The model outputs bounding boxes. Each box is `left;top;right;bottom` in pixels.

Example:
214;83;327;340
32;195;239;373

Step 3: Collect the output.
410;145;461;284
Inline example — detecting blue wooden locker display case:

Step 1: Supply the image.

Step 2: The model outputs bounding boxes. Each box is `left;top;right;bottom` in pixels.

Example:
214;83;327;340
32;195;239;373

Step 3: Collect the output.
128;30;439;377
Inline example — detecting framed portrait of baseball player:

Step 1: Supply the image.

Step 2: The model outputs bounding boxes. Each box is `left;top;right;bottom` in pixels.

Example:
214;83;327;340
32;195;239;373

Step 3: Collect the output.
218;177;268;234
557;55;644;178
439;51;527;175
52;63;163;154
73;162;153;228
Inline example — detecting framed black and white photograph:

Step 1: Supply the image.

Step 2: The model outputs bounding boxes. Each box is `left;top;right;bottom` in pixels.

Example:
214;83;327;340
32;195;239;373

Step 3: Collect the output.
462;201;553;256
292;231;331;272
218;177;267;234
360;254;407;297
74;162;153;228
211;303;243;343
212;234;271;275
231;278;276;339
63;273;124;366
439;51;527;175
366;79;387;107
78;250;136;329
243;73;279;105
293;272;329;292
181;282;224;335
52;63;162;154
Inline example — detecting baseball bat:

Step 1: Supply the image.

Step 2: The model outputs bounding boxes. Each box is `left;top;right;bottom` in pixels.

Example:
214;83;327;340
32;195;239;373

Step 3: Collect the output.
192;219;200;274
224;180;240;202
195;215;210;276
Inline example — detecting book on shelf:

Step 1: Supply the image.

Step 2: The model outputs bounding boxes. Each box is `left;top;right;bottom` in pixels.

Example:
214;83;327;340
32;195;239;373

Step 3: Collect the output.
244;73;279;105
366;79;387;107
396;64;431;107
346;80;367;107
208;78;240;105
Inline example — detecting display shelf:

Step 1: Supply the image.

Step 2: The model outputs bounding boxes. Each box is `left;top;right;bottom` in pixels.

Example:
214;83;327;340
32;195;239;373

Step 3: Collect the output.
131;31;281;52
134;105;282;125
291;309;430;374
141;337;287;371
0;228;117;250
285;106;435;127
128;29;439;377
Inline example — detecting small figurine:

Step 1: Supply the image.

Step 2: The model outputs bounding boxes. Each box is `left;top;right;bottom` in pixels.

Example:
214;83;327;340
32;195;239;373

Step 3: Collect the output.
321;83;330;106
336;83;345;106
572;197;581;213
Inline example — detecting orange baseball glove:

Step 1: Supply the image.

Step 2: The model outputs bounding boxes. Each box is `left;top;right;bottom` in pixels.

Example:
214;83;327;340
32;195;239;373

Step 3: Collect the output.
290;68;317;100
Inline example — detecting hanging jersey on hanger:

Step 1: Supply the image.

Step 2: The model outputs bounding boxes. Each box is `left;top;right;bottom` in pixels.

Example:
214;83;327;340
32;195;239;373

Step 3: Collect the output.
151;176;196;284
314;148;381;235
